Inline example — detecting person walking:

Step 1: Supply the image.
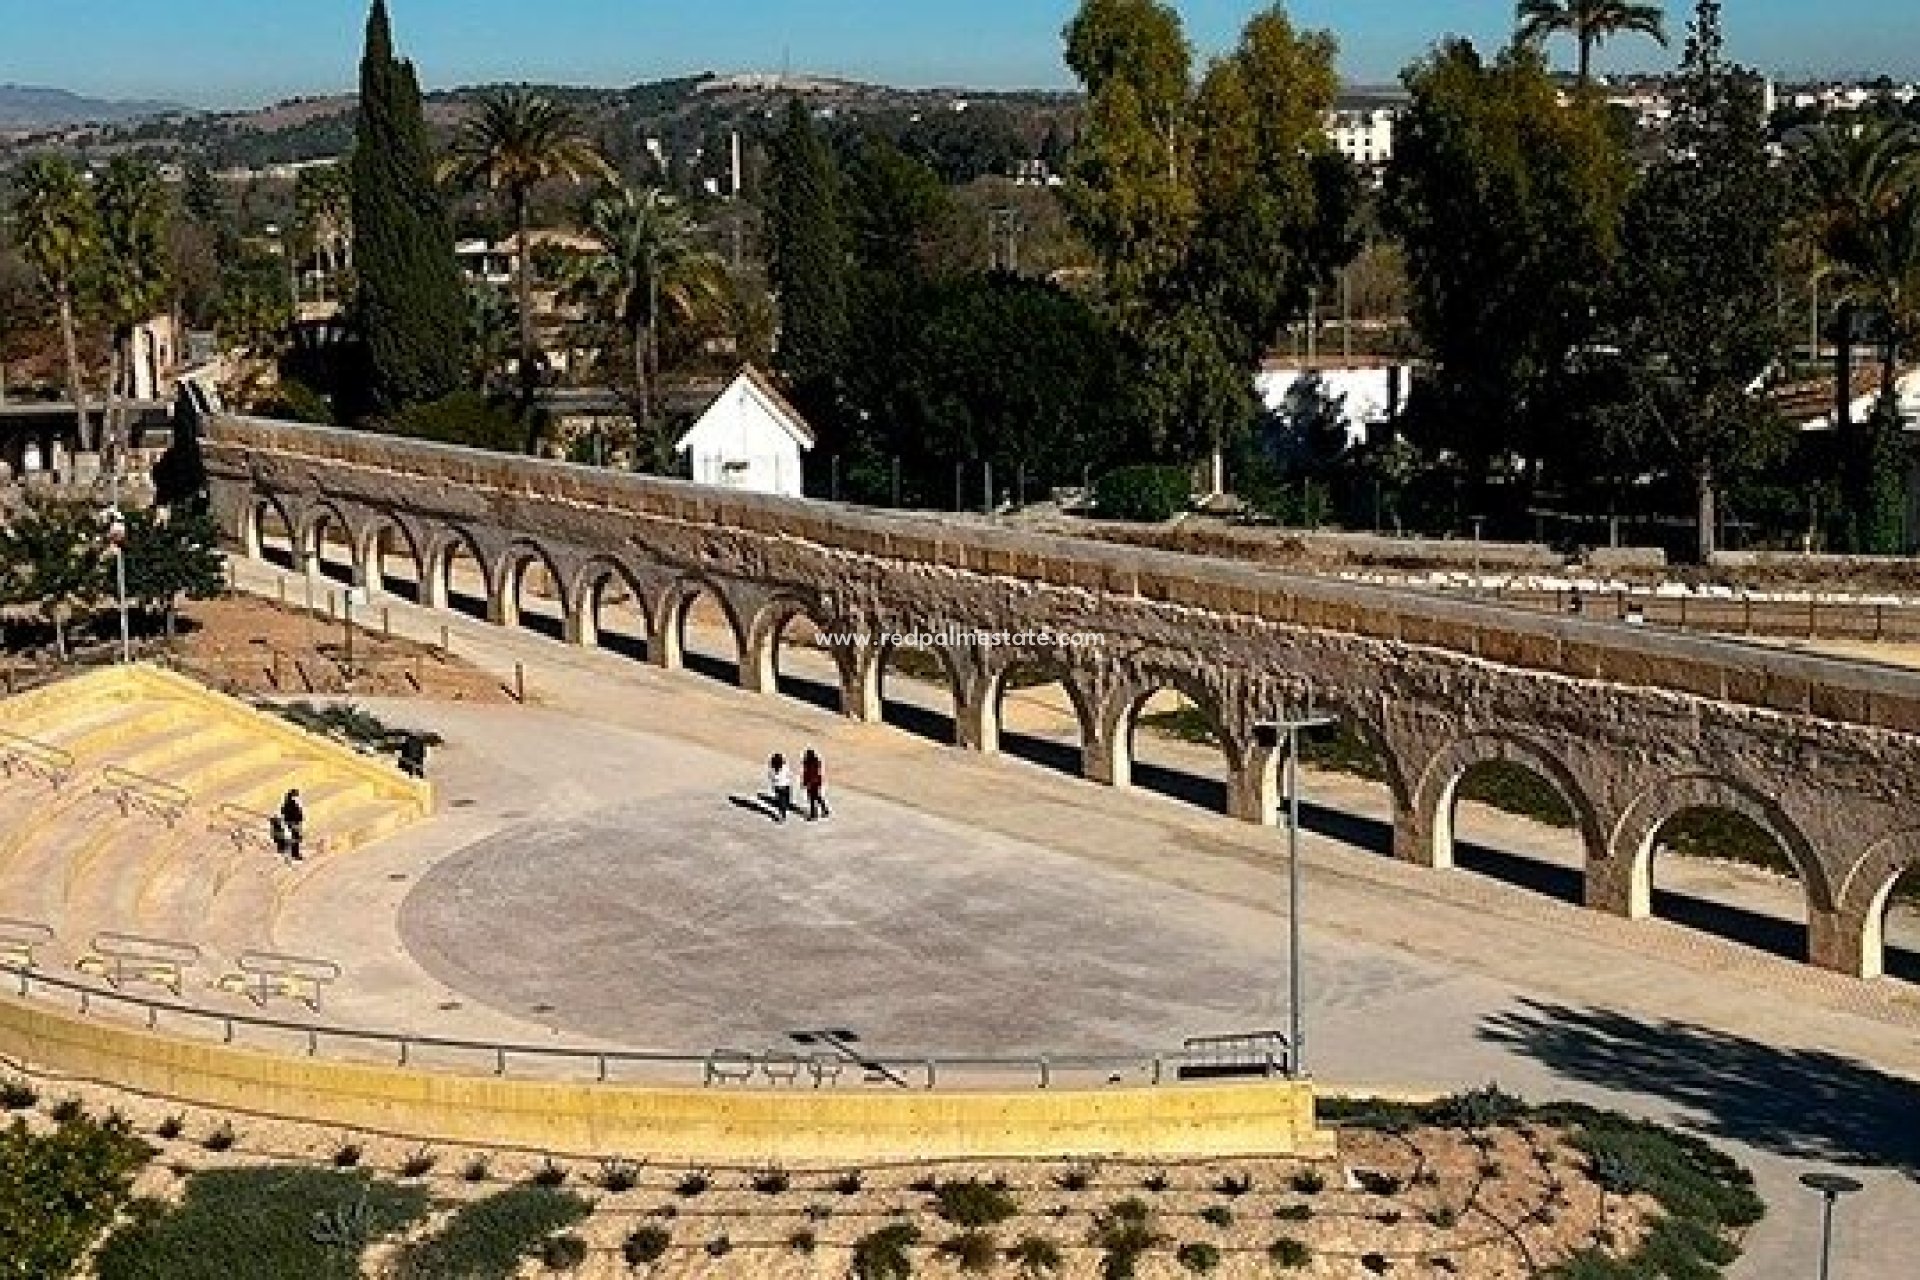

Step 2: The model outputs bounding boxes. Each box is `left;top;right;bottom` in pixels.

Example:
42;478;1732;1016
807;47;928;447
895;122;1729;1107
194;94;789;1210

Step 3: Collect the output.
768;754;794;824
801;748;830;821
280;789;306;861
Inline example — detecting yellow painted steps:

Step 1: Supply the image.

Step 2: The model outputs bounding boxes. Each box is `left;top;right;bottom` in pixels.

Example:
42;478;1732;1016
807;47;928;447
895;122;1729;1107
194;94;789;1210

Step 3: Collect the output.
45;705;200;764
0;802;139;937
3;692;144;744
0;788;115;891
110;723;254;785
60;820;196;945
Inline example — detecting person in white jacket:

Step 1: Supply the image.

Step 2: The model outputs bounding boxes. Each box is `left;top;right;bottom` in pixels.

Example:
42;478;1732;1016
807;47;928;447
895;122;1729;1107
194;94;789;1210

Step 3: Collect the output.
768;754;794;824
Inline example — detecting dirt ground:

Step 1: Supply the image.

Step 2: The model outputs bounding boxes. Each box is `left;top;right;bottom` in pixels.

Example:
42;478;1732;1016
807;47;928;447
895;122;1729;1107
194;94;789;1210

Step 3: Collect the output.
167;593;512;703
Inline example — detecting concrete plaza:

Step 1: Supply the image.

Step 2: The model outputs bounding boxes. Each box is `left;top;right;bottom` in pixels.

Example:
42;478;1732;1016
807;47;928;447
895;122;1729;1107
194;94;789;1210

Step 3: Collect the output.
241;559;1920;1280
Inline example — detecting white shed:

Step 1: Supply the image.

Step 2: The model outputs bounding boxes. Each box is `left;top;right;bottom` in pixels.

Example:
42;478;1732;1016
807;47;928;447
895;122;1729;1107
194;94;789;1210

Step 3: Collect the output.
675;366;817;498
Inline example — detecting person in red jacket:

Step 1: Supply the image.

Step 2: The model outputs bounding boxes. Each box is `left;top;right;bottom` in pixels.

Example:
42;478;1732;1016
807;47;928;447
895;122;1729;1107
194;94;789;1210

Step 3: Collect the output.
801;748;830;821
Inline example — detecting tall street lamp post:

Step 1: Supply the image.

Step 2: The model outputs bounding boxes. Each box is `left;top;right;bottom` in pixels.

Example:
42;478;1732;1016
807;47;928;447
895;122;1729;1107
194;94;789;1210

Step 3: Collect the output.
1799;1171;1862;1280
1255;711;1338;1078
105;509;131;664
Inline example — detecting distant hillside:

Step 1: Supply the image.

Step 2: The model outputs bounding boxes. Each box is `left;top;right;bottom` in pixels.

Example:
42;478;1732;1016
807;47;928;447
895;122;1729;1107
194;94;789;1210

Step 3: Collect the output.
0;84;180;129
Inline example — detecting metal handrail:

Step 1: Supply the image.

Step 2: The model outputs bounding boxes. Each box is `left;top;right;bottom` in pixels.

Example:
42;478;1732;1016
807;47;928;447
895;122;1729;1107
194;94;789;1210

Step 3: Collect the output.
0;730;75;790
0;917;55;970
210;802;277;852
1;962;1219;1092
96;766;191;826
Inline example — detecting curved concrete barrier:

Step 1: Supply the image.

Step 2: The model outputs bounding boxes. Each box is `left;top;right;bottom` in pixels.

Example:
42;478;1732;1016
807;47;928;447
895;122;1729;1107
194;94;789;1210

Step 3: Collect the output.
0;993;1332;1162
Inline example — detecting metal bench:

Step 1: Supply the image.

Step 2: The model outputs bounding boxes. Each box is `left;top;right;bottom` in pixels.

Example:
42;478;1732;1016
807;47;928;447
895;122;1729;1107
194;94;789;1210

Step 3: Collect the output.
805;1053;847;1089
0;731;75;792
217;950;342;1012
0;918;55;971
76;931;201;997
703;1049;759;1085
1176;1030;1290;1081
95;767;190;827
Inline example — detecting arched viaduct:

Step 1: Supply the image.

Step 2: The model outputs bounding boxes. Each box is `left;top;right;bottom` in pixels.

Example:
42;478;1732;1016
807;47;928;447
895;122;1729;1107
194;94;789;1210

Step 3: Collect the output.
205;415;1920;982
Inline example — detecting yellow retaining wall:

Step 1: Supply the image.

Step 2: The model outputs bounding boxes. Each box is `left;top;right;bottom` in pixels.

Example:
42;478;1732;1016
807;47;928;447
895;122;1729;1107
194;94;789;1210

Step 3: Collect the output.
0;993;1332;1162
1;664;431;818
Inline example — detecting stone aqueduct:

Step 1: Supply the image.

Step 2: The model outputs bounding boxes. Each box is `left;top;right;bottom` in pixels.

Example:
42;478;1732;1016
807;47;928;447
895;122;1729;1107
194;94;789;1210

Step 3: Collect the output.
207;416;1920;981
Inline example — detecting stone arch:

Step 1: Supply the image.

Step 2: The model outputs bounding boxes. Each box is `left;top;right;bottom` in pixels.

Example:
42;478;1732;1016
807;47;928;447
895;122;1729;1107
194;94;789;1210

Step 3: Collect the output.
1832;831;1920;980
1606;772;1833;923
849;626;972;745
564;556;656;653
656;573;749;680
492;539;568;635
742;592;861;713
423;525;494;618
1098;672;1242;818
1413;731;1607;880
981;650;1103;768
352;513;427;602
298;499;358;587
243;491;299;569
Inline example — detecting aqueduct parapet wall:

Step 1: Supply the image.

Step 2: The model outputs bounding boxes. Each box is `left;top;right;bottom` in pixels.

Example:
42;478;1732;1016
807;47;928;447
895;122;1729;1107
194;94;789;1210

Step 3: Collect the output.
206;415;1920;980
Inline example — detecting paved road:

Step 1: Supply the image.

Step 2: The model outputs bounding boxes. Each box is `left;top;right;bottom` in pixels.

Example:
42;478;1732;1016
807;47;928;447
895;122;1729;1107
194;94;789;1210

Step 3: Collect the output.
238;559;1919;1279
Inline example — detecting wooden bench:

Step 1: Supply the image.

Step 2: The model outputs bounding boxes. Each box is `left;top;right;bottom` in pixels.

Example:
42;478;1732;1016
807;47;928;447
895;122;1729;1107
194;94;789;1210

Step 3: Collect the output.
76;932;201;997
217;950;342;1012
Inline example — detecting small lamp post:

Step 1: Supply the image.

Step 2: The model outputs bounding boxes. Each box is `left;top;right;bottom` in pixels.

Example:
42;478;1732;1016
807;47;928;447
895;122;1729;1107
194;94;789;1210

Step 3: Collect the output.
1253;710;1339;1078
1799;1171;1863;1280
104;509;131;664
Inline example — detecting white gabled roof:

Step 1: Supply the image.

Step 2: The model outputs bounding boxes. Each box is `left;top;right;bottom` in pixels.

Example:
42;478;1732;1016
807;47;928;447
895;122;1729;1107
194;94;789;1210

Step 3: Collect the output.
675;365;818;454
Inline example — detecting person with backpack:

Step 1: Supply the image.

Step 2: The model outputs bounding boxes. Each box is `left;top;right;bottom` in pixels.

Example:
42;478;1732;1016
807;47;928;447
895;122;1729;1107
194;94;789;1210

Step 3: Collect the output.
801;749;830;821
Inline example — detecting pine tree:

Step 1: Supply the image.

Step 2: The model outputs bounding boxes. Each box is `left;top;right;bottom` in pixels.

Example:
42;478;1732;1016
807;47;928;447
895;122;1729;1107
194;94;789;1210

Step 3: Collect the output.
764;100;849;407
350;0;465;416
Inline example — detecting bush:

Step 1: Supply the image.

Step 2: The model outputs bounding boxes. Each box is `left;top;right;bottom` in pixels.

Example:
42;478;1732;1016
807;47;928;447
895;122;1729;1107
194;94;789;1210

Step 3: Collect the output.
1212;1172;1253;1198
833;1170;866;1196
201;1122;235;1152
674;1169;710;1197
938;1230;1000;1273
1092;1202;1163;1280
853;1222;921;1280
1055;1164;1095;1192
1444;1084;1529;1131
1199;1203;1233;1229
1008;1234;1064;1278
0;1079;37;1111
623;1225;671;1266
541;1235;587;1272
48;1097;85;1124
332;1143;362;1169
386;390;535;455
461;1155;490;1183
1141;1170;1170;1193
1;1110;152;1280
392;1185;590;1280
94;1167;426;1280
597;1159;640;1193
154;1114;184;1141
1092;465;1192;523
751;1166;791;1195
935;1178;1019;1228
788;1228;818;1254
704;1235;733;1258
1176;1242;1221;1274
1289;1169;1326;1196
401;1149;437;1179
528;1159;567;1188
1274;1203;1312;1222
1268;1237;1312;1269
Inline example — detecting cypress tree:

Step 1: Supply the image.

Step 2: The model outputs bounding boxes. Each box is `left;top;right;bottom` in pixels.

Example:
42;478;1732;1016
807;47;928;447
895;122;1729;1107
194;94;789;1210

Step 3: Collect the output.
350;0;464;416
765;100;849;406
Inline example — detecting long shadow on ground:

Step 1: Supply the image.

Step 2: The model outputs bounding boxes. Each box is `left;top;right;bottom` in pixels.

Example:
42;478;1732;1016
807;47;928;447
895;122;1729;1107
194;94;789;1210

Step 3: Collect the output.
1479;998;1920;1178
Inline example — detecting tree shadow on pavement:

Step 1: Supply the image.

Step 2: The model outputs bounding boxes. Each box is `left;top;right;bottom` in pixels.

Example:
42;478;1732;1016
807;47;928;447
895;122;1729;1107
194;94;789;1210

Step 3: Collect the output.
1479;998;1920;1178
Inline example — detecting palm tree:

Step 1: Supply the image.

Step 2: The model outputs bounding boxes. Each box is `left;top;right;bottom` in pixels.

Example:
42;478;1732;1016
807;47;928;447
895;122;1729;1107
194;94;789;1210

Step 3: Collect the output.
1515;0;1668;85
91;158;172;489
1792;117;1920;403
444;90;610;406
11;155;99;448
293;164;354;299
571;187;729;462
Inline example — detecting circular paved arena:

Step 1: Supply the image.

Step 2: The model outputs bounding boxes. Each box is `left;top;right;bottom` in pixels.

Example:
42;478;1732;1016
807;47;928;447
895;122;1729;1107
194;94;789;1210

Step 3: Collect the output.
393;727;1433;1056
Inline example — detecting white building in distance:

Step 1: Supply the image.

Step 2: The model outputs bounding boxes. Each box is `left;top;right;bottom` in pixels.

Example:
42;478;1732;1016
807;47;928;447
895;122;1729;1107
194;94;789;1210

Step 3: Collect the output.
1327;107;1398;171
676;366;817;498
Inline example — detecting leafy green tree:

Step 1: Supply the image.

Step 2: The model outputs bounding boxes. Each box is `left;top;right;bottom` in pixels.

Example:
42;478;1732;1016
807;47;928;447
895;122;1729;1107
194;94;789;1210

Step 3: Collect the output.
571;186;728;460
350;0;466;416
182;159;226;233
120;507;225;638
0;1110;150;1280
151;384;210;512
765;99;851;410
293;163;354;295
10;155;98;447
214;251;295;355
0;498;106;659
1515;0;1670;86
1062;0;1196;312
445;89;611;408
844;135;962;281
464;283;519;398
1384;39;1632;514
90;158;172;480
1607;1;1789;560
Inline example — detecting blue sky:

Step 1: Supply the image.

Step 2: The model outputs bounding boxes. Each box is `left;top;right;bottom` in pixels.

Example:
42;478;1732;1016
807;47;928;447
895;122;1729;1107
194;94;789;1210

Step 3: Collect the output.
2;1;1916;108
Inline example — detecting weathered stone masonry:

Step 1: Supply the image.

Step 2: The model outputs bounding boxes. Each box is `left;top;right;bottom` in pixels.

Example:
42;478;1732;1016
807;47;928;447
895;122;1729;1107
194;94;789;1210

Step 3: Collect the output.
206;415;1920;980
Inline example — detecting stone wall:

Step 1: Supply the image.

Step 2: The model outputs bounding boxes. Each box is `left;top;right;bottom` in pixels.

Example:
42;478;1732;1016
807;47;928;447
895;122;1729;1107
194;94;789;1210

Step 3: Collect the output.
205;415;1920;979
